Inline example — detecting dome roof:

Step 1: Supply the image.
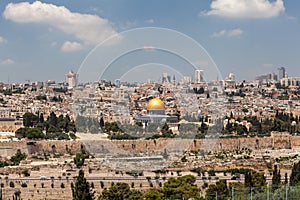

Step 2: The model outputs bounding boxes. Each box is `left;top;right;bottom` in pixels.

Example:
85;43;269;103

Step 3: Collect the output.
147;98;165;110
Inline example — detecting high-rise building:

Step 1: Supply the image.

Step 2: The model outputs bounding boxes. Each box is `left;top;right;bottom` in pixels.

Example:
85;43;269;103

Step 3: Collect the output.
225;72;236;87
66;70;78;89
115;79;121;88
182;76;192;84
227;73;235;81
162;73;171;84
194;70;204;83
278;67;286;80
271;73;277;81
172;75;176;85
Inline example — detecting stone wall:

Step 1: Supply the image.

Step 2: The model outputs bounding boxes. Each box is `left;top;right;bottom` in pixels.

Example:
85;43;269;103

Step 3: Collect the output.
1;134;300;157
107;135;300;154
27;140;82;155
0;140;82;157
0;141;27;157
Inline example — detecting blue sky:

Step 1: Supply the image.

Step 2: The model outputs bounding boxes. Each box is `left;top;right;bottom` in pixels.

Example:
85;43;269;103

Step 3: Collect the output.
0;0;299;83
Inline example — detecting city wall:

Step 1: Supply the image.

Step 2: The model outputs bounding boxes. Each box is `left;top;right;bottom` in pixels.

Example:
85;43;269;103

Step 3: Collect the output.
110;134;300;154
1;134;300;157
0;140;82;157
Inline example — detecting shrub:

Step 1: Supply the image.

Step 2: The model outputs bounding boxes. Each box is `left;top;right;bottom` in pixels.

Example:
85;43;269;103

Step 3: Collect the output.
21;183;27;188
22;169;30;177
9;181;15;188
100;181;104;188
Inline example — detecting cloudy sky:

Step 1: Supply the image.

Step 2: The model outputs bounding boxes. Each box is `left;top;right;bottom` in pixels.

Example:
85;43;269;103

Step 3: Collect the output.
0;0;299;83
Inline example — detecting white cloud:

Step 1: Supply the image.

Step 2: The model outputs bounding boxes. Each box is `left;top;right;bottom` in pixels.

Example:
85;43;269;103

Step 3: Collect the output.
61;41;84;52
1;59;15;65
204;0;285;19
3;1;121;46
227;29;243;37
0;36;6;43
211;30;227;38
146;19;155;23
211;29;243;38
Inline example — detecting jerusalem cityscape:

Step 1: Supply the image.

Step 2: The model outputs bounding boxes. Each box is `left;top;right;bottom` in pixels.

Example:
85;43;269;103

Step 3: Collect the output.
1;0;300;200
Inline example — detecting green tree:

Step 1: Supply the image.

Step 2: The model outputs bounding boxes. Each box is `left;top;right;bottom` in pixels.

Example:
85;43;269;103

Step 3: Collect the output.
69;132;76;140
71;170;94;200
163;175;198;200
206;180;229;200
272;165;281;191
244;170;252;188
99;182;131;200
68;120;77;133
10;149;26;165
23;112;38;127
9;181;15;188
285;173;288;185
244;169;266;188
104;122;122;133
74;147;87;168
127;190;143;200
13;190;21;200
39;113;44;123
99;117;105;128
26;127;44;139
236;124;248;135
199;122;209;134
15;128;28;139
46;124;60;133
64;114;71;133
290;161;300;186
161;123;173;138
48;112;58;127
57;114;65;130
144;189;163;200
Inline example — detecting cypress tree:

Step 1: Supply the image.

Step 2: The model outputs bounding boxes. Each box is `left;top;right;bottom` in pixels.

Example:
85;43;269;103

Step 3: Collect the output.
290;161;300;186
272;165;281;191
71;170;94;200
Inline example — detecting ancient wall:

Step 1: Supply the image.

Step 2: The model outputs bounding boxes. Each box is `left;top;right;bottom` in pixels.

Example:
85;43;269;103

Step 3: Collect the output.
27;140;82;155
108;135;300;154
0;140;81;157
0;141;27;157
1;134;300;157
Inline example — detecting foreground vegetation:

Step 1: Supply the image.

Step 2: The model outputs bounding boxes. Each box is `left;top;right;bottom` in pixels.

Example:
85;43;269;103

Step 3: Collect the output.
68;160;300;200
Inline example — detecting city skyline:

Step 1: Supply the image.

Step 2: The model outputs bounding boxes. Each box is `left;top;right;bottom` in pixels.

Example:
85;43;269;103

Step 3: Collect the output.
0;0;300;83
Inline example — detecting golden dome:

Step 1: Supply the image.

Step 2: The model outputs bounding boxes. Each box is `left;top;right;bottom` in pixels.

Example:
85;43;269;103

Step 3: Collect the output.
147;98;165;110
